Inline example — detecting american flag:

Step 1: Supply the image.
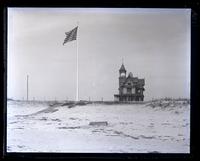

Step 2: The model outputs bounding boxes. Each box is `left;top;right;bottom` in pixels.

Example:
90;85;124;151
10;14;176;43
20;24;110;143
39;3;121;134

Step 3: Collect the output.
63;26;78;45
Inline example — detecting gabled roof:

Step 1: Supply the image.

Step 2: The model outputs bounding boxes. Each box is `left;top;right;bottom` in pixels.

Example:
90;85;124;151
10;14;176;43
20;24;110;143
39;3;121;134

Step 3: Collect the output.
123;76;137;85
119;64;126;72
122;76;145;87
128;72;133;78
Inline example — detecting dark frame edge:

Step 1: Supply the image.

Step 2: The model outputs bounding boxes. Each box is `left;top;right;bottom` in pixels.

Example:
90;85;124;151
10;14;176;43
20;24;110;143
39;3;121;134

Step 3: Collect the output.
1;0;200;160
0;2;8;159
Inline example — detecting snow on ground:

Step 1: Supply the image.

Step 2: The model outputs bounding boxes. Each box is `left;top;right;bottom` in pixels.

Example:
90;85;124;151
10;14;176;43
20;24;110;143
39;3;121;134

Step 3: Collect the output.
7;99;190;153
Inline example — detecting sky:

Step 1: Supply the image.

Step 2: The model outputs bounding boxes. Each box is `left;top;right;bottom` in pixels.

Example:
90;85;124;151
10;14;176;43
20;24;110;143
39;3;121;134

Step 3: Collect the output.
7;8;191;101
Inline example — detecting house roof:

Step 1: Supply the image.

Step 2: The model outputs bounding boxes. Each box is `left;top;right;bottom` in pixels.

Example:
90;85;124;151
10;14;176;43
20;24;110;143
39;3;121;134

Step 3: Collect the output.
128;72;133;78
121;76;145;87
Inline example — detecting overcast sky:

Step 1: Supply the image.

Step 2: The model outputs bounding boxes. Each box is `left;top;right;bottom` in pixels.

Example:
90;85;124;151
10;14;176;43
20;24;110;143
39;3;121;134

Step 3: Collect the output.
7;8;191;101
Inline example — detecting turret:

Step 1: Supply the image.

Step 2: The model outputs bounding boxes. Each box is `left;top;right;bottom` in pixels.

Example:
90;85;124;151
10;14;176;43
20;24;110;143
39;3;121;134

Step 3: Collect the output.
119;63;126;77
119;63;127;92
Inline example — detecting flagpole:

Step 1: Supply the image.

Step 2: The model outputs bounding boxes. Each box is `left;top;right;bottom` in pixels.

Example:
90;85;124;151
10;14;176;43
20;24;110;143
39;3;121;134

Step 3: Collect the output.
76;22;79;102
63;25;79;102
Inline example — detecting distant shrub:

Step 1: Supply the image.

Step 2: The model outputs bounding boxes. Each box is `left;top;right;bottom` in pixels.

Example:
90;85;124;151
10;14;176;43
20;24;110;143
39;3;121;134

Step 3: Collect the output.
146;98;190;109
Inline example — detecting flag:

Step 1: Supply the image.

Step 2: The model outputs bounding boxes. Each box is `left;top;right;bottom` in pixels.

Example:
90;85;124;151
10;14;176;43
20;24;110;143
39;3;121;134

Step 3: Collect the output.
63;26;78;45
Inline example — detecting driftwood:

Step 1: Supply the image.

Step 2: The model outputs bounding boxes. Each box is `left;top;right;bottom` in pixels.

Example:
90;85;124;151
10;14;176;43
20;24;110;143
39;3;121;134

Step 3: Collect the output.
89;121;108;126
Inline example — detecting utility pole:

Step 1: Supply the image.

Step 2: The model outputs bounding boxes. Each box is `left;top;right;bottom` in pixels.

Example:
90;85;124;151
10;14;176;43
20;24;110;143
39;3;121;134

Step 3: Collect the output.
76;21;79;102
27;75;29;101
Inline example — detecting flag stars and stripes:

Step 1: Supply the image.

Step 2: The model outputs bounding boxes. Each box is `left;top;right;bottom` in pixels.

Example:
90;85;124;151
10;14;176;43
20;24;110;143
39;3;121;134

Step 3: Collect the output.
63;26;78;45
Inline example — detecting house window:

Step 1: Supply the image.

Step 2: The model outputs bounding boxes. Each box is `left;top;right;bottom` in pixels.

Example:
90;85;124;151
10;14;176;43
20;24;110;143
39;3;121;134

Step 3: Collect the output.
123;88;127;94
127;88;131;94
132;88;135;94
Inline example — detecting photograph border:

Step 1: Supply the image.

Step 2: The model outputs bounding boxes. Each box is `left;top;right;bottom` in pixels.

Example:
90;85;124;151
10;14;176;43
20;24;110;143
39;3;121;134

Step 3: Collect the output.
1;0;199;160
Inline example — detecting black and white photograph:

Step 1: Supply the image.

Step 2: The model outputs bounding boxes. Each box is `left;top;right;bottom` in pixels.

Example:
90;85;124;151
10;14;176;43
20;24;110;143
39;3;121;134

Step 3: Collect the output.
7;8;190;153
